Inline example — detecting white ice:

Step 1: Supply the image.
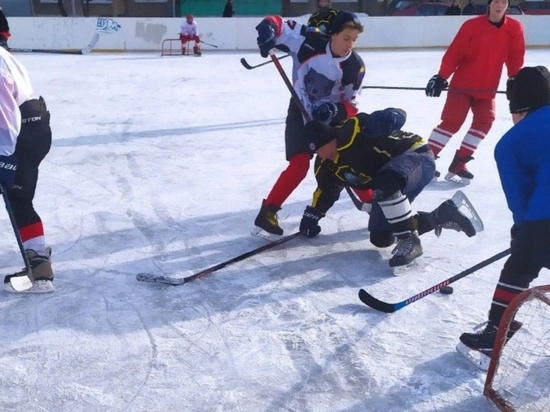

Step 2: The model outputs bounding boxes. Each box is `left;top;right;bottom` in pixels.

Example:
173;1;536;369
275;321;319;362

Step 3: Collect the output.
0;48;549;412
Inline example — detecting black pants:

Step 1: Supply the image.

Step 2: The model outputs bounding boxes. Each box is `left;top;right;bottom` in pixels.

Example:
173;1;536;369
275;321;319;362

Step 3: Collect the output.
7;97;52;230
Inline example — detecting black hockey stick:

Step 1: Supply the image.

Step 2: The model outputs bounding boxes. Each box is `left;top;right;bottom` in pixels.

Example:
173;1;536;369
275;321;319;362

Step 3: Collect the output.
240;54;290;70
358;249;511;313
10;33;100;55
1;184;34;291
361;85;505;95
200;40;218;48
136;231;303;285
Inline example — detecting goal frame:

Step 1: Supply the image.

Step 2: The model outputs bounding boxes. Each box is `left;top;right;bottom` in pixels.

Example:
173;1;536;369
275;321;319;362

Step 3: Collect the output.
484;284;550;411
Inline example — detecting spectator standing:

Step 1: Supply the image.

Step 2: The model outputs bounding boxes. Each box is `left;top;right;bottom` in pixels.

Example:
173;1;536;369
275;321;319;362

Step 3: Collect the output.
223;0;235;17
445;0;462;15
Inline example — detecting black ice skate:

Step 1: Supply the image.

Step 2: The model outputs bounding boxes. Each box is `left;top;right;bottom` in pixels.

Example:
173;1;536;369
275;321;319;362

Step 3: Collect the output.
193;46;202;56
389;231;423;268
445;150;474;185
254;199;283;236
456;319;522;371
432;199;476;237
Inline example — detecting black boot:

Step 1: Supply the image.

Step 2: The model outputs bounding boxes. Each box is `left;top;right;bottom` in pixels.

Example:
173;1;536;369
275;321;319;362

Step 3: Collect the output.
254;200;283;235
389;231;423;267
446;150;474;181
459;319;523;353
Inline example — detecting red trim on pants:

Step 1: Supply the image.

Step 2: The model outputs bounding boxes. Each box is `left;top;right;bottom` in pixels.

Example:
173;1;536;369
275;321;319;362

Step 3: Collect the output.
19;221;44;243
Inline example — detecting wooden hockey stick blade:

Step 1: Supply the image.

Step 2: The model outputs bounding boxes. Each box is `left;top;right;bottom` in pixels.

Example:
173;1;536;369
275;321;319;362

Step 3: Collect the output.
8;272;34;292
358;249;511;313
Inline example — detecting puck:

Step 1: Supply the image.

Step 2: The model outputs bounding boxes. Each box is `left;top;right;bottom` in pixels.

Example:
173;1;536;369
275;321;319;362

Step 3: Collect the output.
440;286;454;295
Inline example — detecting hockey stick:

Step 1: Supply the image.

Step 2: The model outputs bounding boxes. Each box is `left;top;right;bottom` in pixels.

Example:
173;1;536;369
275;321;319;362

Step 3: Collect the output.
358;249;511;313
0;184;34;291
240;54;291;70
344;186;371;213
10;32;100;55
361;85;505;95
200;40;218;48
136;231;303;285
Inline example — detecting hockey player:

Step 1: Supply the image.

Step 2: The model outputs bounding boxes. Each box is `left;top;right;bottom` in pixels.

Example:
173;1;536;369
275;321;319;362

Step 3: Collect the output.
180;13;201;56
459;66;550;358
307;0;339;35
0;46;54;293
425;0;525;184
0;7;10;50
253;11;366;236
299;109;477;268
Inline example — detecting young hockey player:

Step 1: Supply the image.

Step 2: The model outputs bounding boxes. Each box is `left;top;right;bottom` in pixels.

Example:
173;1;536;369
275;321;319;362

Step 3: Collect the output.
425;0;525;184
307;0;339;35
299;108;478;268
0;46;54;293
458;66;550;363
180;13;201;56
253;11;366;236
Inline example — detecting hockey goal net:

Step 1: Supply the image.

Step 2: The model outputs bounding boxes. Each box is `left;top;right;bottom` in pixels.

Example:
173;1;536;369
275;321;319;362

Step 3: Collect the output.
484;284;550;412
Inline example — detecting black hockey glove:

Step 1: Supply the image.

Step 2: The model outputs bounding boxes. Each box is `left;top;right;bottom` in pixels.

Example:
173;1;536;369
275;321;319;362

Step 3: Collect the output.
256;19;276;58
312;102;338;123
299;206;323;237
425;74;448;97
0;154;17;189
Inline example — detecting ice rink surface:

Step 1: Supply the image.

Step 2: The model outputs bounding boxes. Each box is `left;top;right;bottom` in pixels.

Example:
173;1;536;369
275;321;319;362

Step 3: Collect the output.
0;48;549;411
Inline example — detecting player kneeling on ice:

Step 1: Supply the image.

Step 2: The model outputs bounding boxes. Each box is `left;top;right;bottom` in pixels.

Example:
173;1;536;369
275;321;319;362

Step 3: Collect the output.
300;108;479;268
457;66;550;369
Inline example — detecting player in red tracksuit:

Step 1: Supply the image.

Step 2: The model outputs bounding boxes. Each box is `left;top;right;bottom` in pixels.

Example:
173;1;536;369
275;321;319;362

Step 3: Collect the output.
425;0;524;184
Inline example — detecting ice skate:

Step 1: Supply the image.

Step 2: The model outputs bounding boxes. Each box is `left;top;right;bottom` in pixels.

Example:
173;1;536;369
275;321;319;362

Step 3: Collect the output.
432;198;476;237
444;151;474;185
193;45;202;56
254;199;283;236
456;320;522;371
4;248;55;293
389;231;423;268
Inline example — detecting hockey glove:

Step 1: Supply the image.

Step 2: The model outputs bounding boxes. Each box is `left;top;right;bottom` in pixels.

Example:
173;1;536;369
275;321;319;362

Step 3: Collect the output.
425;74;448;97
0;154;17;189
299;206;323;237
312;102;338;124
256;19;277;58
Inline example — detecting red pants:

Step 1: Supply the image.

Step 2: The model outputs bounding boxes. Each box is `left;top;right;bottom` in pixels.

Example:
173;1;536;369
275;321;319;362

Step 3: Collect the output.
180;34;200;45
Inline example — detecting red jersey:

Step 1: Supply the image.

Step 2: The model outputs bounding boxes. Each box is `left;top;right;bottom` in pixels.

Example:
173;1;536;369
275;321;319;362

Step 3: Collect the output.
438;15;525;99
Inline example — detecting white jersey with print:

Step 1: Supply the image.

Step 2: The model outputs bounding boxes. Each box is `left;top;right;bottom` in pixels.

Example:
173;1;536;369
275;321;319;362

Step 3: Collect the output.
0;47;35;156
180;20;198;36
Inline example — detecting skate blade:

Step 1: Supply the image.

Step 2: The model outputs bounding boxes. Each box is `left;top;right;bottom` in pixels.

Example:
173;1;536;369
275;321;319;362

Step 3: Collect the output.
451;190;484;233
455;342;491;372
444;172;471;186
250;226;283;240
4;279;54;294
391;258;421;276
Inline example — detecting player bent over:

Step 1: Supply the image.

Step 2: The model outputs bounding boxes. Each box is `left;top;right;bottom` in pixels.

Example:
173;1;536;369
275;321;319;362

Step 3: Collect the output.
300;108;478;268
180;14;201;56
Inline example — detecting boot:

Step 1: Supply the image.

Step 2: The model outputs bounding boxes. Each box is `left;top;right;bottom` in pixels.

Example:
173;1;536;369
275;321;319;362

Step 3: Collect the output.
4;248;54;293
389;231;422;267
445;151;474;182
254;200;283;235
416;199;476;238
193;45;202;56
459;319;523;354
